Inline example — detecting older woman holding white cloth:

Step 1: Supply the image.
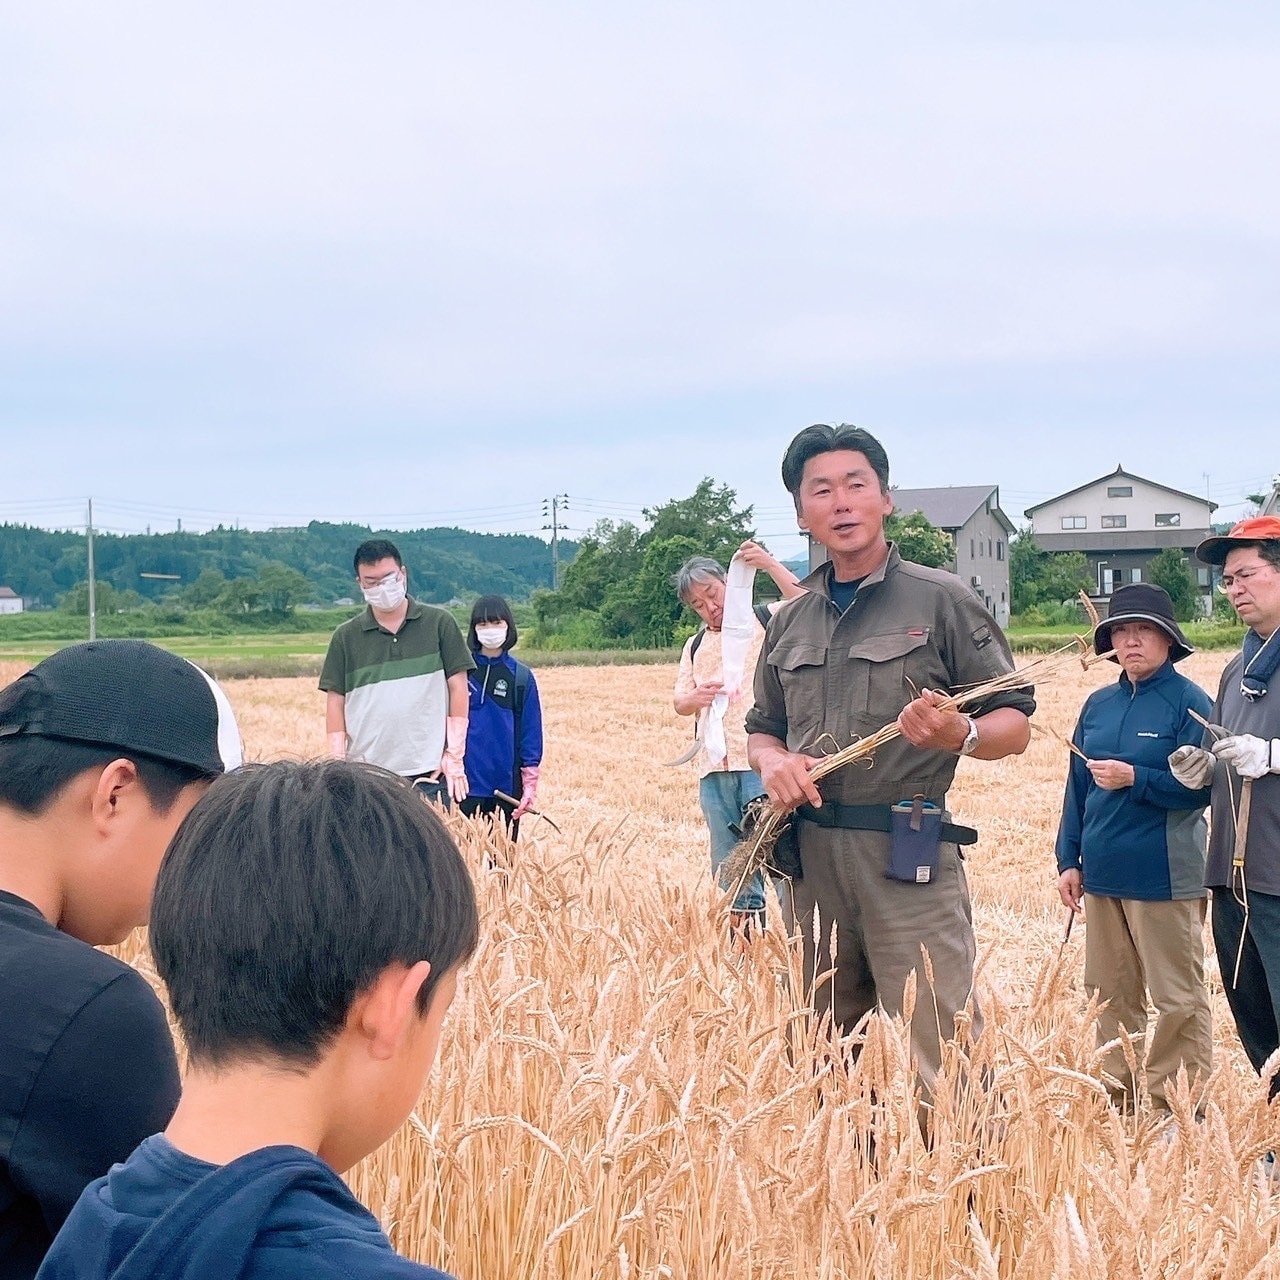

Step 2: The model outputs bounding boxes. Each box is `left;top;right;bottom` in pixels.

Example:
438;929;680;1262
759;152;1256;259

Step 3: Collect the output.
672;541;805;931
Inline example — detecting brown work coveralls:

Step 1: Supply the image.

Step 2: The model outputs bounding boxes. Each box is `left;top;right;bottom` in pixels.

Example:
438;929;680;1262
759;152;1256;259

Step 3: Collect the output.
745;545;1035;1090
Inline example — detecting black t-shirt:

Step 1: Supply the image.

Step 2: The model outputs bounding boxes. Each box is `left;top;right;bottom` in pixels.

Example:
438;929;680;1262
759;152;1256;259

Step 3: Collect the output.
0;891;181;1278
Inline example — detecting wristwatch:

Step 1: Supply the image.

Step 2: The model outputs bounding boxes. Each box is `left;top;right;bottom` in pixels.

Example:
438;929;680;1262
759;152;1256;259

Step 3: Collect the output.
958;715;980;756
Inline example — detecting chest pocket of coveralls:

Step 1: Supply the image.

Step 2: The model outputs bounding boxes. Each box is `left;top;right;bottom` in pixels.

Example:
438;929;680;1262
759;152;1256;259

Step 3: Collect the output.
846;630;932;725
767;642;828;753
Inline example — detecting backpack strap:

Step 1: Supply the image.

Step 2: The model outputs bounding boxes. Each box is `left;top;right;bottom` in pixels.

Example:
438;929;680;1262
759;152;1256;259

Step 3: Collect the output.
511;660;532;790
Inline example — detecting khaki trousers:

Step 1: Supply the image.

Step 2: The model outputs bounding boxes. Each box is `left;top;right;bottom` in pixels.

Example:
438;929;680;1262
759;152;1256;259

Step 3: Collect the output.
792;825;980;1095
1082;894;1212;1112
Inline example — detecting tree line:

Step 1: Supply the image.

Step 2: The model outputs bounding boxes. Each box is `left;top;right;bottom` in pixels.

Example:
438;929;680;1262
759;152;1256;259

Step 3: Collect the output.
0;521;575;614
1;484;1219;640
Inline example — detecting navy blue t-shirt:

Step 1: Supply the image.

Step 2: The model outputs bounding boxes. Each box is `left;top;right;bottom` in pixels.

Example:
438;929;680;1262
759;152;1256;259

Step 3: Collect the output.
828;575;865;614
37;1137;454;1280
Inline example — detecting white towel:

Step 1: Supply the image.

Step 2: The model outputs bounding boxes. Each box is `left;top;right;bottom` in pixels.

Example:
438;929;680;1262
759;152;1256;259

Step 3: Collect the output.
701;553;757;767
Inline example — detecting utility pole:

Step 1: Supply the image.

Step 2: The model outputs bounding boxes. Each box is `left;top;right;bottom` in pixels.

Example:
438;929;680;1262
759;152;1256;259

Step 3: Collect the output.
86;498;97;641
542;494;569;589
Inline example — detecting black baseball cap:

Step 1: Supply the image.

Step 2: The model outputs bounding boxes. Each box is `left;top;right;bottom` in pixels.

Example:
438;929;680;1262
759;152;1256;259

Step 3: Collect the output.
0;640;243;774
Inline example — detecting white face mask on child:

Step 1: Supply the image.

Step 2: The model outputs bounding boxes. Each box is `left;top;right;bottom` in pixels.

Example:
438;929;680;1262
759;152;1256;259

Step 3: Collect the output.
475;623;508;650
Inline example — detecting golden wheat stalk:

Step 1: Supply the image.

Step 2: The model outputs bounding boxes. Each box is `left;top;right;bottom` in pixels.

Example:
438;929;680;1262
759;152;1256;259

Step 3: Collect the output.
722;639;1092;886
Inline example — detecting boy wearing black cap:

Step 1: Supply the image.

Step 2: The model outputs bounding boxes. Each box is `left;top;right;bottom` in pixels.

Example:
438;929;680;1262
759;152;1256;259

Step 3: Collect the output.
0;641;242;1277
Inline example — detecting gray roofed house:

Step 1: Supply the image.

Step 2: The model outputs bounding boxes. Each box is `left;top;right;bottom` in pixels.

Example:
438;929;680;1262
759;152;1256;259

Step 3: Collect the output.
1024;464;1217;609
809;483;1014;626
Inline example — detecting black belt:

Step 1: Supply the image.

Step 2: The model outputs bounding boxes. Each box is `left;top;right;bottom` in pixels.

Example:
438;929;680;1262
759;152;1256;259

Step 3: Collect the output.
796;802;978;846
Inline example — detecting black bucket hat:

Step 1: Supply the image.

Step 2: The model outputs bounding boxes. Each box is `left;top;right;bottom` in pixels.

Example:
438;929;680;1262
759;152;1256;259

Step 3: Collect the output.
1093;583;1194;664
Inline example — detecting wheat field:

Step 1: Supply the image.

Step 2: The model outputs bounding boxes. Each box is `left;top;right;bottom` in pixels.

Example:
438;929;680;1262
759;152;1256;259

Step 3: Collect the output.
5;652;1279;1277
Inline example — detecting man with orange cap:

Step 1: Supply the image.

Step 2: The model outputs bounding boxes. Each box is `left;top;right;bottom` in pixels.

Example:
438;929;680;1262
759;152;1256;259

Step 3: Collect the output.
1171;516;1280;1170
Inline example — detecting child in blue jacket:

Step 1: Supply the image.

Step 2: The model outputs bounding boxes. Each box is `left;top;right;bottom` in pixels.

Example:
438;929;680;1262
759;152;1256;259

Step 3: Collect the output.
460;595;543;838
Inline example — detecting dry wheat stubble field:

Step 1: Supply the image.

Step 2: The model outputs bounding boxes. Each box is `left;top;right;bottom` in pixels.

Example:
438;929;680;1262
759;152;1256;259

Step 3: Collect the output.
5;651;1279;1277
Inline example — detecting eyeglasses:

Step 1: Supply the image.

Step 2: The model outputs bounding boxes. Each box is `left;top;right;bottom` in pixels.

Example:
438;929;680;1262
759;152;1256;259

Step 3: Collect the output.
1219;565;1274;591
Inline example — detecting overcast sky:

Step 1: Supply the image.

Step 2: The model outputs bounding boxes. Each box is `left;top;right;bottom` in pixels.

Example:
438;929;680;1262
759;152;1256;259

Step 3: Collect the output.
3;2;1277;564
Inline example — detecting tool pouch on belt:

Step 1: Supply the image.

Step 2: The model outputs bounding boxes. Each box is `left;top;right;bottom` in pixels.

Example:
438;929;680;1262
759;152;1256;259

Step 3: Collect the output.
886;796;942;884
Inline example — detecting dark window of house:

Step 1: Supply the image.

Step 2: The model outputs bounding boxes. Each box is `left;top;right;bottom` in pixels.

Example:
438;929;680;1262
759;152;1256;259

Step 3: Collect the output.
996;542;1005;561
1155;512;1181;527
1102;515;1127;529
970;538;975;557
1107;485;1133;498
1061;516;1086;530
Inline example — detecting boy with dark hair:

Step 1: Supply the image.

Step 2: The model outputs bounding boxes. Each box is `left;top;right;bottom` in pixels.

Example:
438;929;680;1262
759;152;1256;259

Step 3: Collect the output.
39;759;480;1279
322;539;474;807
0;641;242;1277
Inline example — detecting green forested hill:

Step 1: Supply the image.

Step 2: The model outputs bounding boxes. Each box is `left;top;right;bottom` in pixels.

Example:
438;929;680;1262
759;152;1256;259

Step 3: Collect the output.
0;521;576;607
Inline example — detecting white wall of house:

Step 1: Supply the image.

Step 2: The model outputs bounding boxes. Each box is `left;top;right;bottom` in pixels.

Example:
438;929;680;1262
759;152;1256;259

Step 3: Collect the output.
1029;476;1210;535
0;593;23;615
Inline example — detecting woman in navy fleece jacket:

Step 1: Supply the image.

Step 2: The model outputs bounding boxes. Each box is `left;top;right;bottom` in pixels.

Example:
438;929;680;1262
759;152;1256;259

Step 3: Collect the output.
1054;583;1214;1116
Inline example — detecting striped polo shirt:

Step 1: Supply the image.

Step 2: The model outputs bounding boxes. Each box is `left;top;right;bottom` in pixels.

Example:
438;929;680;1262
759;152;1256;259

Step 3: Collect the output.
319;599;474;776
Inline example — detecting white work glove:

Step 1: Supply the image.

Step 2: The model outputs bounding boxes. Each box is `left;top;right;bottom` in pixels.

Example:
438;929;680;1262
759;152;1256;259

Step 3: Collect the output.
1169;745;1215;789
511;765;540;820
1212;734;1280;781
442;716;469;803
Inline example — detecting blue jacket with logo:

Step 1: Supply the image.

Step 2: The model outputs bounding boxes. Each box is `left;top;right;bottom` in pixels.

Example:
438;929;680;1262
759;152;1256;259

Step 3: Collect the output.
464;652;543;800
1054;661;1213;900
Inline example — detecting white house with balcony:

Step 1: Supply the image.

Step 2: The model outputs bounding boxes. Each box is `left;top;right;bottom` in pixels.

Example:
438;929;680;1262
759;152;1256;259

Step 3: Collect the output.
1024;466;1216;608
0;587;24;615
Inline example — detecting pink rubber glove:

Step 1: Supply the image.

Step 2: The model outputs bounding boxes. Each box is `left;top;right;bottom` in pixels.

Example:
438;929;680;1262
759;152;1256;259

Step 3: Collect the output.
511;765;540;820
442;716;469;803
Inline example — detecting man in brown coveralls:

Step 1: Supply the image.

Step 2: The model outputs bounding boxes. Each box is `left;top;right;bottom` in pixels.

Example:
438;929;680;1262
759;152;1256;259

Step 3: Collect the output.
745;424;1035;1091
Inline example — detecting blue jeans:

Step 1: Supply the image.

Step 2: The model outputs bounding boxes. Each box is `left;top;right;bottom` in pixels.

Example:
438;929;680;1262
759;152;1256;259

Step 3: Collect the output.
1212;888;1280;1098
700;770;768;913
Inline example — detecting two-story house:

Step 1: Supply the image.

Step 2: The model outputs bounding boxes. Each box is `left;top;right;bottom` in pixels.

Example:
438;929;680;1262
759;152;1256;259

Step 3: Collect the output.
808;484;1015;627
1024;465;1216;609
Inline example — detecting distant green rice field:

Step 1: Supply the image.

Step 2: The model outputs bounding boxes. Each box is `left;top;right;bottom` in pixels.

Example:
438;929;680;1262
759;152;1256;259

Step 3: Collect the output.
0;632;680;678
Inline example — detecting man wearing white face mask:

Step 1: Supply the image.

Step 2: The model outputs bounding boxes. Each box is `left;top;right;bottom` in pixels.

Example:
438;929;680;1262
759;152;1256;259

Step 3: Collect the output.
320;539;474;804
